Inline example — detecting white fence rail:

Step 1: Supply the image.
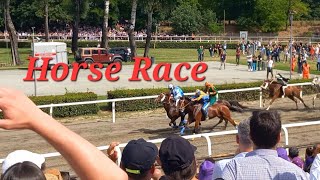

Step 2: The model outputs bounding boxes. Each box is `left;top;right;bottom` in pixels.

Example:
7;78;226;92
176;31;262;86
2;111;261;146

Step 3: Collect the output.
36;82;312;123
1;120;319;164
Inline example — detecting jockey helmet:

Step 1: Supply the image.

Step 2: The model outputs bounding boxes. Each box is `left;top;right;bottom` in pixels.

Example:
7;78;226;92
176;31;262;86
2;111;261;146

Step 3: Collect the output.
196;89;201;96
168;84;174;90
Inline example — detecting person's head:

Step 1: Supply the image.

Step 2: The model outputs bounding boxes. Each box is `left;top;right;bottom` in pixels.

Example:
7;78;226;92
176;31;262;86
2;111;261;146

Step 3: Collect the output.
159;135;197;180
198;160;215;180
1;161;46;180
168;84;174;90
276;147;290;161
306;146;314;157
120;138;158;180
236;118;253;151
195;89;201;96
249;110;281;149
205;82;211;88
2;150;45;174
289;147;299;159
313;143;320;157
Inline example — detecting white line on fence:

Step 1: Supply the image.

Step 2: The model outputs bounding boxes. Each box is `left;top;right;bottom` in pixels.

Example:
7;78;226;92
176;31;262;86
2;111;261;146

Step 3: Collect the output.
1;120;319;164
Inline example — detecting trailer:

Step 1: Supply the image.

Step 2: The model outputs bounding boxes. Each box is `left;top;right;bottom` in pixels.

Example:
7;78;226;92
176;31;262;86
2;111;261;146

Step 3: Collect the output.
32;42;68;69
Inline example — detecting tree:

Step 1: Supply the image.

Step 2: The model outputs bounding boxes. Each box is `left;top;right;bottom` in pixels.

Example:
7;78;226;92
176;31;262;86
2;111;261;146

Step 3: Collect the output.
101;0;109;48
44;0;49;41
63;0;88;54
170;2;202;35
127;0;138;58
4;0;20;65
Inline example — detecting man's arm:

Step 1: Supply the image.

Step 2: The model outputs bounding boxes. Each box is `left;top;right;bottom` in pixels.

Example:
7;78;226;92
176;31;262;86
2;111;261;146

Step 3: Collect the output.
0;87;128;180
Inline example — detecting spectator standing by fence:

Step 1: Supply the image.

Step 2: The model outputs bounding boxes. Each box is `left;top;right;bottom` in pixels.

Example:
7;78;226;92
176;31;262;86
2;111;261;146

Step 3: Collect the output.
298;54;303;75
197;46;203;62
246;53;253;71
302;61;310;79
209;45;213;58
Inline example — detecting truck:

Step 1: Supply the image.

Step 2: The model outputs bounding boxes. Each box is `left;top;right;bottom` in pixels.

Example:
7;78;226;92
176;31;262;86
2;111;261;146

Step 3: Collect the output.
32;42;68;69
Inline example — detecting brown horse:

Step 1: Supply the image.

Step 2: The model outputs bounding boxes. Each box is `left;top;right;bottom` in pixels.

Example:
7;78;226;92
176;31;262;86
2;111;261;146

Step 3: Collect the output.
177;97;238;133
260;79;309;110
155;93;184;128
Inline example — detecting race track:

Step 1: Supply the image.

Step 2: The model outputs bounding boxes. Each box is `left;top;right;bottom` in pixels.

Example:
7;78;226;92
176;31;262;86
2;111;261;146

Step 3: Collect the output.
0;95;320;175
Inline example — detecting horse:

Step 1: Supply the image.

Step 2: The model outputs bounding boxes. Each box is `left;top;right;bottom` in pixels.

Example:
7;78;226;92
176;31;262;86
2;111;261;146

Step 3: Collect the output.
177;97;238;134
260;79;309;110
312;76;320;108
155;93;185;128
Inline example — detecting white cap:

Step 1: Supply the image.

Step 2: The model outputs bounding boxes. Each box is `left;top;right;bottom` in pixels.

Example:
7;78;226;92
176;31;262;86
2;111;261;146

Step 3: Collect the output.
2;150;45;174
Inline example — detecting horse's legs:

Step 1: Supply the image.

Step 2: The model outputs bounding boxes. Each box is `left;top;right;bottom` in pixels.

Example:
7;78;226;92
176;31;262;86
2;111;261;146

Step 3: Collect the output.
294;94;309;109
223;119;228;130
263;99;266;108
266;97;277;110
212;118;223;130
287;95;298;109
313;96;317;108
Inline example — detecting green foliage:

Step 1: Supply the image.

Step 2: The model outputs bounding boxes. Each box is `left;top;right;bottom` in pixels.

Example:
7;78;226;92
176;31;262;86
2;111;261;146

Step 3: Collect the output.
29;92;99;117
170;2;202;35
107;79;315;112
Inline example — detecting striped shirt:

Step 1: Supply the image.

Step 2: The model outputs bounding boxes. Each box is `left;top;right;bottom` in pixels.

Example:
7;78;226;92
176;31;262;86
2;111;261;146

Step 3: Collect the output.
221;149;308;180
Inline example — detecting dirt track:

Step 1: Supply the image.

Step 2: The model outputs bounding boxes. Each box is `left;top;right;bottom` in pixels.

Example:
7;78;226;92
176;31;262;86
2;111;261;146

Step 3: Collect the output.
1;95;320;175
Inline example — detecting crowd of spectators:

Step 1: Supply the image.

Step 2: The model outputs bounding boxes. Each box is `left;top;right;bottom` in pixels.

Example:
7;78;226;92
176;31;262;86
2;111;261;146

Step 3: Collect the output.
0;87;320;180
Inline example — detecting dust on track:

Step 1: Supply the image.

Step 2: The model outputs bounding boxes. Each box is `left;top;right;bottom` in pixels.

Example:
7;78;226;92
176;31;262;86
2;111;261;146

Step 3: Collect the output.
1;95;320;174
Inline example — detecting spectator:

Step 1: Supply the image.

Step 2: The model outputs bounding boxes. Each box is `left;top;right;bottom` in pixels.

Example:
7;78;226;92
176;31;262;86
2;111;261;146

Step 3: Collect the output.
302;61;310;79
198;159;215;180
219;51;226;70
120;138;160;180
276;147;290;161
317;54;320;71
252;56;257;71
0;87;128;180
197;46;203;62
209;45;213;58
158;135;197;180
212;118;253;179
236;46;241;66
246;52;253;71
266;56;274;79
221;110;308;180
310;154;320;180
289;147;304;169
1;161;46;180
2;150;45;174
305;146;315;172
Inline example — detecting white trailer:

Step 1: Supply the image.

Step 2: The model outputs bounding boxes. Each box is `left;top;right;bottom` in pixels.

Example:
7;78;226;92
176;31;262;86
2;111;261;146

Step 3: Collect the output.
32;42;68;68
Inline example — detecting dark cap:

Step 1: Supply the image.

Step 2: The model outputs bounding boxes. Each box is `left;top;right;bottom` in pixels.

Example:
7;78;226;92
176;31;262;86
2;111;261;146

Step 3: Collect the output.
159;135;197;174
121;138;158;175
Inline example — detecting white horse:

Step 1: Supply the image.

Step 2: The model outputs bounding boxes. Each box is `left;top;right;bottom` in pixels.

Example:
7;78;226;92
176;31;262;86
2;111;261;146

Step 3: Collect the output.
312;76;320;108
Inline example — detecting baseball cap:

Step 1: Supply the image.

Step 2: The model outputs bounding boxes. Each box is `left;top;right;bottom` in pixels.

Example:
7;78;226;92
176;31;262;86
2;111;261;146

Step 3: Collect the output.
198;160;215;180
292;157;304;169
159;135;197;174
2;150;45;174
121;138;158;175
276;147;290;161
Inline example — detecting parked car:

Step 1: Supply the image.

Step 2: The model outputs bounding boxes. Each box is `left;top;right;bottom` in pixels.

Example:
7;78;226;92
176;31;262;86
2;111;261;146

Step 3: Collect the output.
75;48;123;66
108;47;132;62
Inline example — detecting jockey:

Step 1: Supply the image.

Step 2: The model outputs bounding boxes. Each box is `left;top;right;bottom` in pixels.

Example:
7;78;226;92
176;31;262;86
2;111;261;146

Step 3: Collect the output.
168;84;186;127
205;82;218;105
192;89;210;118
168;84;184;106
276;73;290;98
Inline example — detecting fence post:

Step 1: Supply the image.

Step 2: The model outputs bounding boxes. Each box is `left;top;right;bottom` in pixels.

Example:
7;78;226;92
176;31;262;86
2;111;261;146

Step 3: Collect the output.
202;135;212;156
281;127;289;147
112;101;116;123
50;104;53;117
259;90;263;108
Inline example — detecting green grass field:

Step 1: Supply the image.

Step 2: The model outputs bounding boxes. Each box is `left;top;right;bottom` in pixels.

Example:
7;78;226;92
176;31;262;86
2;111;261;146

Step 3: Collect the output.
0;47;319;75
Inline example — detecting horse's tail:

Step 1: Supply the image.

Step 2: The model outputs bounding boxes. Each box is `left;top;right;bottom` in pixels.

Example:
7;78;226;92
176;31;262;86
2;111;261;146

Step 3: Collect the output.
228;100;248;109
228;105;244;113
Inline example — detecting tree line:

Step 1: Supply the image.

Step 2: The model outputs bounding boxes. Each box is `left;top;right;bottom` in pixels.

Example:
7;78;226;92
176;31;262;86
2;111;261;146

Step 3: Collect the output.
2;0;320;65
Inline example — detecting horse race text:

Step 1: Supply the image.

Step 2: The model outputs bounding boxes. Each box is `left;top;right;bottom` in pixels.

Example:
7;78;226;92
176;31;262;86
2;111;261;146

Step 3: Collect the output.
23;57;208;82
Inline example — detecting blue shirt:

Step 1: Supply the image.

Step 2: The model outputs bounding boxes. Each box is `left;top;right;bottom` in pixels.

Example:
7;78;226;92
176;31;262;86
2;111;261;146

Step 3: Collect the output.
170;86;184;98
221;149;308;180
